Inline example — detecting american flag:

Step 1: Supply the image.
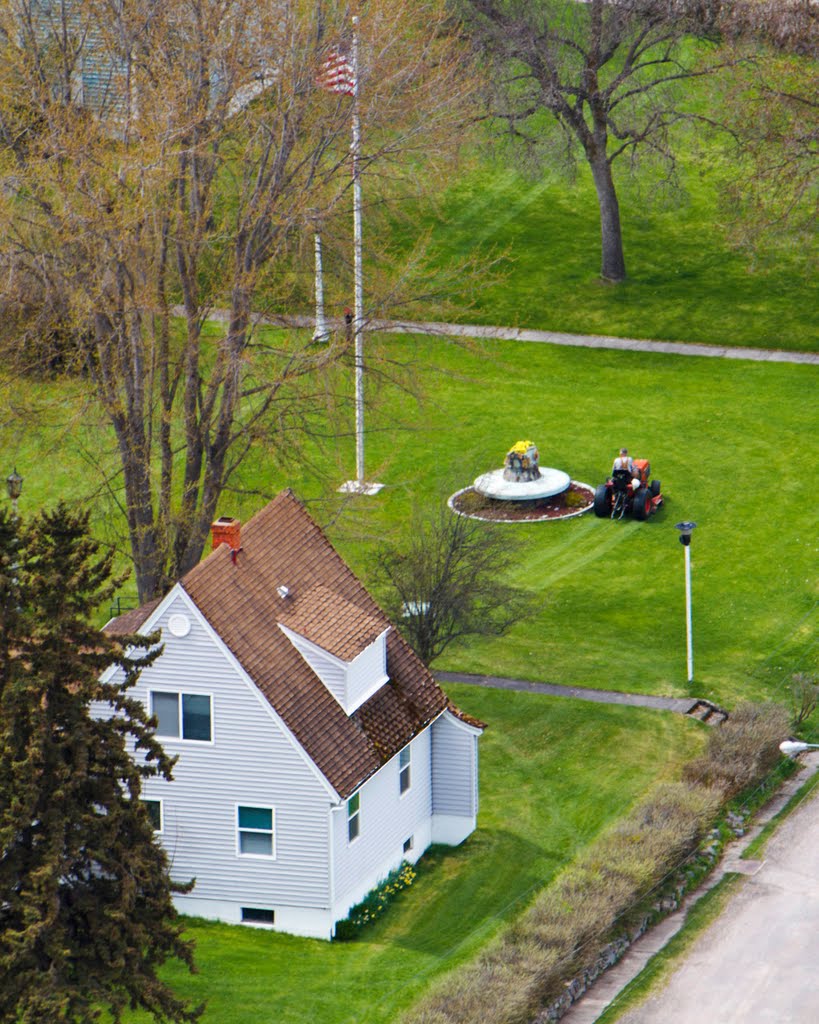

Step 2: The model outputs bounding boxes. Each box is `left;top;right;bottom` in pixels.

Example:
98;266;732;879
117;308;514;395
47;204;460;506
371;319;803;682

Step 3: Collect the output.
316;49;356;96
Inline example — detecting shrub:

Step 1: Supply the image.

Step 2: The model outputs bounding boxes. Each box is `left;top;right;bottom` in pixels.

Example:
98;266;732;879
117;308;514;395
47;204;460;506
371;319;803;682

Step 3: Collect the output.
403;705;794;1024
403;780;720;1024
684;701;790;798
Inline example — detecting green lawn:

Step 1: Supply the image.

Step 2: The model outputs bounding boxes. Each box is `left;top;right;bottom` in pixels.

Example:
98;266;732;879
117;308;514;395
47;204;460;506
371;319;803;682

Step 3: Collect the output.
124;687;704;1024
9;333;817;709
319;336;817;710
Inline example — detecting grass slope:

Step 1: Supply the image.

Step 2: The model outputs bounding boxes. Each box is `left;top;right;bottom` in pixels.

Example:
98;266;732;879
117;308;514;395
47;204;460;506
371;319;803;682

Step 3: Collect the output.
315;337;816;709
393;136;817;351
124;688;704;1024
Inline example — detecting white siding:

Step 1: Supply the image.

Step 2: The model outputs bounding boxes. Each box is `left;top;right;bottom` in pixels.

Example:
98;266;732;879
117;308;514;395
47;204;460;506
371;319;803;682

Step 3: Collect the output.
121;593;333;918
331;729;433;924
431;711;480;844
345;631;389;713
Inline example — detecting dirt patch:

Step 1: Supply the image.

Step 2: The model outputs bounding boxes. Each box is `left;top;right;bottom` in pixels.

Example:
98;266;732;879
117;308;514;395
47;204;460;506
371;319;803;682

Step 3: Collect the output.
450;482;595;522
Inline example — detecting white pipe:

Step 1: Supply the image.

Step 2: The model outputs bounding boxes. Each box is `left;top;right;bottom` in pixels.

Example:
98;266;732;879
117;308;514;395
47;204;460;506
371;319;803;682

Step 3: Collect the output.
313;232;329;342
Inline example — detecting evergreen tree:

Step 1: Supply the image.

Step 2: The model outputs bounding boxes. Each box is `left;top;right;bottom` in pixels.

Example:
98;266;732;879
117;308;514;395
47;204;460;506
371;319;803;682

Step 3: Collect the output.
0;503;201;1024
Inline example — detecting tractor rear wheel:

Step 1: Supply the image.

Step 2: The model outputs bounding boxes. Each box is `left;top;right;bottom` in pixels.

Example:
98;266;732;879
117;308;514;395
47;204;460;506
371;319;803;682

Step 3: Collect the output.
593;485;612;518
632;487;652;521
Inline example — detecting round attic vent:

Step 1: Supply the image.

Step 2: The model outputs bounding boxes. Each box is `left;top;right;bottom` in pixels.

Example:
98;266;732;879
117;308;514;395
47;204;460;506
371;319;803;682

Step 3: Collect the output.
168;613;191;638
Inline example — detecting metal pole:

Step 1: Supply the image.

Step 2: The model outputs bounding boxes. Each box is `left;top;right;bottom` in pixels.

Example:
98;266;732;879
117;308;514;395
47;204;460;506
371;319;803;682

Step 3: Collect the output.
351;14;365;486
684;543;693;683
312;232;329;343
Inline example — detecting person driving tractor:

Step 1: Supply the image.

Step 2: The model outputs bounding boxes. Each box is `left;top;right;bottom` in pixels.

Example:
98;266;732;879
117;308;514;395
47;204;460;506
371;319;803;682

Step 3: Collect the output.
612;448;640;492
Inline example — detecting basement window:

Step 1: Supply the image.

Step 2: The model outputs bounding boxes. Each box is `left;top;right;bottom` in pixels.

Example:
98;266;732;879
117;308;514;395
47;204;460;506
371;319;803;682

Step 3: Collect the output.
241;907;275;925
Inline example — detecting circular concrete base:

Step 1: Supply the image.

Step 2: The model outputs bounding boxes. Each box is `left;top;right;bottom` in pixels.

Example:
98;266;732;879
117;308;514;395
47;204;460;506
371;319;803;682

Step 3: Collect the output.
474;466;571;501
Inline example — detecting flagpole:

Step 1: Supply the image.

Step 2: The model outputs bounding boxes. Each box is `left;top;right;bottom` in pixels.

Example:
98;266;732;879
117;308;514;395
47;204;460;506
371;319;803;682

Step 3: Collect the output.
352;16;365;485
340;13;382;494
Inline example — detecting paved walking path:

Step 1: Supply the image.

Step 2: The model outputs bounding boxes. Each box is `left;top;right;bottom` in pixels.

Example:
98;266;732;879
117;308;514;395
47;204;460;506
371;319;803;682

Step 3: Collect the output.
365;318;819;366
180;307;819;365
435;670;699;715
569;751;819;1024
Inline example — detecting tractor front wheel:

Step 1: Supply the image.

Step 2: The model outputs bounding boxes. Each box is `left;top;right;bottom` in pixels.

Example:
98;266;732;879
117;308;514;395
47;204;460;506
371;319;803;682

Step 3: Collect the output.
593;485;612;518
650;479;661;497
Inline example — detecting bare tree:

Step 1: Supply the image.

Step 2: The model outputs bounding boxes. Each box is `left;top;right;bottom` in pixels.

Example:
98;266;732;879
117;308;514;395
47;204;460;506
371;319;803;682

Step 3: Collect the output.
716;0;818;251
373;503;531;665
458;0;730;281
0;0;478;601
791;672;819;728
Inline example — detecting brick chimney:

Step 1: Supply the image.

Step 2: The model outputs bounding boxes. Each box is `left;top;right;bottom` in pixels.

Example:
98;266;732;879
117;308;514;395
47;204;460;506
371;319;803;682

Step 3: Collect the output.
211;516;241;552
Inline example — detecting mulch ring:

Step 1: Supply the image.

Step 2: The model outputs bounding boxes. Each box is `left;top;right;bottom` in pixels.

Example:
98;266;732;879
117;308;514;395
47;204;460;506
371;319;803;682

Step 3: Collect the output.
449;482;595;523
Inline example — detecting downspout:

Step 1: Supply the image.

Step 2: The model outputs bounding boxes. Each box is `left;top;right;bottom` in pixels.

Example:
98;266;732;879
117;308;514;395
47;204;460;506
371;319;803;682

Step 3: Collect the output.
328;801;342;937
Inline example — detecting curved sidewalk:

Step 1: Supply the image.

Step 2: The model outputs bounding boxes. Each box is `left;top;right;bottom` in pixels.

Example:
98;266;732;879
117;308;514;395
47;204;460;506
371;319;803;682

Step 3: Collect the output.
181;307;819;365
367;318;819;366
435;670;698;714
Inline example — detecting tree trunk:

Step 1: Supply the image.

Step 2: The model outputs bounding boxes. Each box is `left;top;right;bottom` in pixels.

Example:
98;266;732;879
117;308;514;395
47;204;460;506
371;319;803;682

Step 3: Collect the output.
589;152;626;283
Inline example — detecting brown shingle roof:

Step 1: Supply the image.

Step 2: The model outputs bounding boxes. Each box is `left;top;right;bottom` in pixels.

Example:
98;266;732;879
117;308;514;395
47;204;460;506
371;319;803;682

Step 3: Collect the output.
280;583;386;661
104;596;162;635
107;490;480;797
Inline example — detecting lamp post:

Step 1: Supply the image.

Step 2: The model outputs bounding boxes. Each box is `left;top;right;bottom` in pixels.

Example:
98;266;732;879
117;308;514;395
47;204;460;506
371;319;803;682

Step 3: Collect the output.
675;521;696;684
6;467;22;517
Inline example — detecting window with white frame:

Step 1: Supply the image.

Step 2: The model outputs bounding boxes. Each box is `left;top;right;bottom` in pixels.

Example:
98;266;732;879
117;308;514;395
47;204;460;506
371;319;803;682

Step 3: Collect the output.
143;799;162;833
237;806;275;857
399;746;411;794
150;691;212;741
347;793;360;842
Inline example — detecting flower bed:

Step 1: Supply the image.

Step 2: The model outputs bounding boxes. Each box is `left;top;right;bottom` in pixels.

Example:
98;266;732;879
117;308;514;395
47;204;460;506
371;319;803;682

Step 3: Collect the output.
449;482;594;522
334;861;417;940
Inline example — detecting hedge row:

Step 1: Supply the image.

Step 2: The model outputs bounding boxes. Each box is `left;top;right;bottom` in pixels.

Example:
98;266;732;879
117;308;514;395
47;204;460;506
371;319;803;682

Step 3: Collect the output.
402;702;790;1024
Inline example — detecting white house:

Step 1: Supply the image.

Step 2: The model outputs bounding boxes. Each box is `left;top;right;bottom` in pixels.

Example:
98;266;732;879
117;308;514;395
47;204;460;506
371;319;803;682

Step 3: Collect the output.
104;490;484;939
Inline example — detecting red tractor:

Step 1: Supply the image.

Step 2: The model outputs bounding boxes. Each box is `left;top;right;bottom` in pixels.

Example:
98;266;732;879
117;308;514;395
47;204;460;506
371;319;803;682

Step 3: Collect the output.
593;458;663;521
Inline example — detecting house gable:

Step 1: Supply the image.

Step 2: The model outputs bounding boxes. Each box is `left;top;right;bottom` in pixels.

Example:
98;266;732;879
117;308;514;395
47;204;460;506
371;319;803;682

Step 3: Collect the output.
120;590;335;919
106;491;481;799
106;583;340;799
